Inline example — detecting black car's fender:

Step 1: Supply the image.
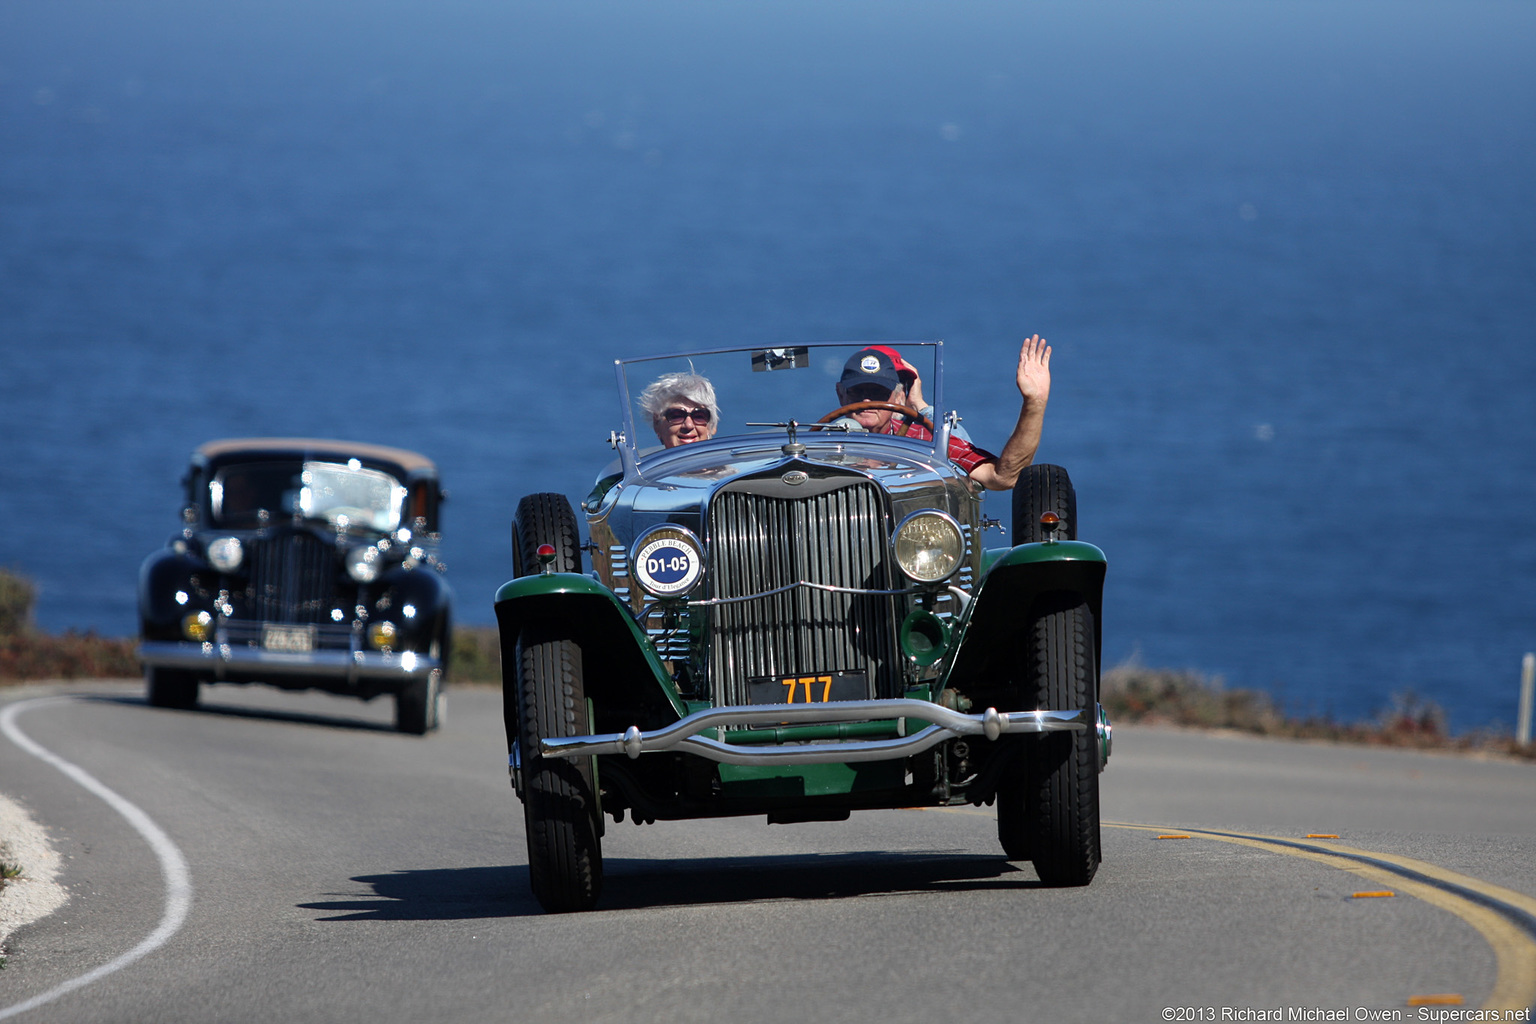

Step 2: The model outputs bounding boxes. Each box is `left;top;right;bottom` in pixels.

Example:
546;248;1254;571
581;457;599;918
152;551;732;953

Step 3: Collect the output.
137;546;210;640
375;563;454;651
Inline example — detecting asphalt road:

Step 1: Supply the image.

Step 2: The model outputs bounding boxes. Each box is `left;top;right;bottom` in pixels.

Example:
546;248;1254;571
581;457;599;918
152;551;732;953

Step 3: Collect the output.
1;680;1533;1024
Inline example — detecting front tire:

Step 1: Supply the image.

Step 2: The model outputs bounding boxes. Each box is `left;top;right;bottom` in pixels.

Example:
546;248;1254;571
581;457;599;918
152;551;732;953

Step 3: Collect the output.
518;623;603;913
145;667;199;710
996;592;1101;886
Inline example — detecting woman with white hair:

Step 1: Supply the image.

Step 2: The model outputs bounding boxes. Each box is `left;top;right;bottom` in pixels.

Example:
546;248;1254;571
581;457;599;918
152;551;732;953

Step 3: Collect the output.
638;372;720;448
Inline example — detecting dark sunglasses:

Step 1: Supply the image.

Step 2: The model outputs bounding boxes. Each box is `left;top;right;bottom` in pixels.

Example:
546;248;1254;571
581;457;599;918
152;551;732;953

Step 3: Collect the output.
846;384;893;403
662;406;712;425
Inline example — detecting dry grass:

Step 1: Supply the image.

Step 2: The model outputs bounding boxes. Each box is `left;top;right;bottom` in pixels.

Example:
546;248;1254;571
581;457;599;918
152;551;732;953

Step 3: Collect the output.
448;625;501;684
1103;664;1535;761
0;631;141;681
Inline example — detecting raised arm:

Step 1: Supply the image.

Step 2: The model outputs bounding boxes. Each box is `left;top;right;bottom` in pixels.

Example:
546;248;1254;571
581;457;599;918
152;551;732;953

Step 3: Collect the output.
968;335;1052;491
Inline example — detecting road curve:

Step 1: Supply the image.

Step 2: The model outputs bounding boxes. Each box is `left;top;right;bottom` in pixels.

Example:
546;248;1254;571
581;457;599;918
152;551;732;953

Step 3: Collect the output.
1;680;1532;1024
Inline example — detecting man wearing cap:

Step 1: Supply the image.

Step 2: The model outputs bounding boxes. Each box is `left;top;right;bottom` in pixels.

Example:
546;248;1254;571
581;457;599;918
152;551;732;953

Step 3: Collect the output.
830;335;1052;491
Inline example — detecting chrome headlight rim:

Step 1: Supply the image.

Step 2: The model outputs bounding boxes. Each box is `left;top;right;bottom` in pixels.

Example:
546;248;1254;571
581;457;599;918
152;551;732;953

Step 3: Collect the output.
891;509;965;584
631;524;706;599
206;535;244;573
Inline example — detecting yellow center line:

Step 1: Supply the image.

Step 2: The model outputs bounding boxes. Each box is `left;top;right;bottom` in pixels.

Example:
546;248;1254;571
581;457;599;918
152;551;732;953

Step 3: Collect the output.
1107;821;1536;1012
919;808;1536;1011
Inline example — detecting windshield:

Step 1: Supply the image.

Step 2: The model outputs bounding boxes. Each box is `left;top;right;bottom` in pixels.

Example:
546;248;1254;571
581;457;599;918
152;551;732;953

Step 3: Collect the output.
210;460;407;532
616;342;945;457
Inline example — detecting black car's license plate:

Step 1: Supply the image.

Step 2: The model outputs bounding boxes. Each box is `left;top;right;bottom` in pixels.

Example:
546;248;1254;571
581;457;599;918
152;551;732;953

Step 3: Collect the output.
262;623;315;653
747;672;867;705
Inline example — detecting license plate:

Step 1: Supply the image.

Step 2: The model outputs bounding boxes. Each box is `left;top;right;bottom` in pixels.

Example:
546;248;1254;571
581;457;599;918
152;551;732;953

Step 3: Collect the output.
262;624;315;653
748;672;867;705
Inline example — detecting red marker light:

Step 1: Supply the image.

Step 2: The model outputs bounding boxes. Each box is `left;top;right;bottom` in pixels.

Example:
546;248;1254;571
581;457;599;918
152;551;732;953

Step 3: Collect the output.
536;544;557;564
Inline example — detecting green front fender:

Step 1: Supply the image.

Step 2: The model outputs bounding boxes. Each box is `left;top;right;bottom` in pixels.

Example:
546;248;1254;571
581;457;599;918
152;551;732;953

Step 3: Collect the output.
941;541;1108;691
494;573;689;726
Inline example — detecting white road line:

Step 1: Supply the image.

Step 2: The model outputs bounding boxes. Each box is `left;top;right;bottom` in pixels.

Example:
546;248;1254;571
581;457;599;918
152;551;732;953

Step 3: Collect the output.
0;696;192;1021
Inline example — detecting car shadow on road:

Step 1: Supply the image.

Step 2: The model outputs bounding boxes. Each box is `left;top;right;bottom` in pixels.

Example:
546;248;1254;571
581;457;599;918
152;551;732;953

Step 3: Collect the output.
604;850;1041;908
91;693;400;734
302;865;538;920
300;852;1039;921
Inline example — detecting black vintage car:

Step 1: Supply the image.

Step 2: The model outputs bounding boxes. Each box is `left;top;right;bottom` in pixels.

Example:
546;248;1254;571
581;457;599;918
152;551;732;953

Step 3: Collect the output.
138;438;453;734
497;343;1109;912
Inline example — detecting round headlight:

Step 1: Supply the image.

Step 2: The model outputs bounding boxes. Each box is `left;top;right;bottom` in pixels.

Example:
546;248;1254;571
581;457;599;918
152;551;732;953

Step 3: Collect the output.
207;536;243;572
893;511;965;583
632;525;705;598
346;544;382;583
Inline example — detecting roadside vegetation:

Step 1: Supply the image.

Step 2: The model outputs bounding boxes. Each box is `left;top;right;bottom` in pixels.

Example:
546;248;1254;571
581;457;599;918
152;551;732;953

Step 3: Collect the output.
0;568;1529;759
1102;664;1534;761
0;569;138;680
446;625;501;684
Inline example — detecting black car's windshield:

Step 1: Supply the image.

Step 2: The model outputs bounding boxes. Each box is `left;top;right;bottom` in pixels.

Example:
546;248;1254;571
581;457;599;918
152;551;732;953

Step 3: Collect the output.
616;342;945;456
210;460;407;532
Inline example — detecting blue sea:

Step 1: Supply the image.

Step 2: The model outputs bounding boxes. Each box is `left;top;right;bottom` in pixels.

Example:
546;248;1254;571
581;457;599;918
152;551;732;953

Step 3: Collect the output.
3;1;1533;732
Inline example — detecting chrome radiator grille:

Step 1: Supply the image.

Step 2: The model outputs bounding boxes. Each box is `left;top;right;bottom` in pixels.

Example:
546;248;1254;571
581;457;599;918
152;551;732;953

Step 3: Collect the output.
705;480;900;705
248;532;335;624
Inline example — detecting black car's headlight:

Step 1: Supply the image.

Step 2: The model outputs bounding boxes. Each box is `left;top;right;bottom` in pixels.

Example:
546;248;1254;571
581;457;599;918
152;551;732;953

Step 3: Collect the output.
892;510;964;583
207;536;243;572
632;525;705;598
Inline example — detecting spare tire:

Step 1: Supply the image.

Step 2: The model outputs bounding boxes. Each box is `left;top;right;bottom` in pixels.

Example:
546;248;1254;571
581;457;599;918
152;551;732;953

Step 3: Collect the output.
1011;464;1077;543
511;492;583;577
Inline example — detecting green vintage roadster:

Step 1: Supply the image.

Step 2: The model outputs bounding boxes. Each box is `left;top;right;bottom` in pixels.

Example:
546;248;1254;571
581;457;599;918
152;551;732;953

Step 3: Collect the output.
496;343;1109;912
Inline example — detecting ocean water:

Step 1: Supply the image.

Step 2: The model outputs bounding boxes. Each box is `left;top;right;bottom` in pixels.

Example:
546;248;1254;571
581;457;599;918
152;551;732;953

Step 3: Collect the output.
2;1;1533;731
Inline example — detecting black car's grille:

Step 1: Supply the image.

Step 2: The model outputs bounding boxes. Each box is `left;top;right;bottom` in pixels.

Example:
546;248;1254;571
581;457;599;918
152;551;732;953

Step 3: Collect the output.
705;480;899;705
248;532;336;624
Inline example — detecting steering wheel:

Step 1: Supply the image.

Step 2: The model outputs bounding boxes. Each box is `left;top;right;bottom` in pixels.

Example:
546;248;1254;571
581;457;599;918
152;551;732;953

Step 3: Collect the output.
814;401;934;437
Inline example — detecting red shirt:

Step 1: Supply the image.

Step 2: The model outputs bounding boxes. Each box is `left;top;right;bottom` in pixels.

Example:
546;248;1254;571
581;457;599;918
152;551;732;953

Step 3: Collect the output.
881;419;997;475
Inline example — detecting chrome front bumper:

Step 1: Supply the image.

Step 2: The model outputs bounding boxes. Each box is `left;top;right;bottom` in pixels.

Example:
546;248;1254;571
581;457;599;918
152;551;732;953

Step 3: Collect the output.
536;698;1093;767
138;640;442;682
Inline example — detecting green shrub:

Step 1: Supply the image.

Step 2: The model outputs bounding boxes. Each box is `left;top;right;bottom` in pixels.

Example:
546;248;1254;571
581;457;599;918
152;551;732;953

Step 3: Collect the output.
0;569;36;638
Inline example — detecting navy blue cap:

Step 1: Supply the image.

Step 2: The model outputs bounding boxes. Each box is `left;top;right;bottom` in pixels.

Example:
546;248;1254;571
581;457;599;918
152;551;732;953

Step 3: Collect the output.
839;348;903;393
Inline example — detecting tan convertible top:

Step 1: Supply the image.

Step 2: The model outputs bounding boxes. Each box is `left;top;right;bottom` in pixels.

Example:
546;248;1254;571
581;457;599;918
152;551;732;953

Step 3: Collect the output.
194;437;437;475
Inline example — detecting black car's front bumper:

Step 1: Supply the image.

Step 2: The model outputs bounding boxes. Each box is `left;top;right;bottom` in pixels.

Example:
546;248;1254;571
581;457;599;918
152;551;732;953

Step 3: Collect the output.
139;639;442;685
